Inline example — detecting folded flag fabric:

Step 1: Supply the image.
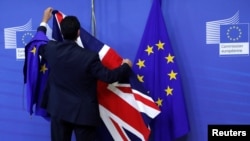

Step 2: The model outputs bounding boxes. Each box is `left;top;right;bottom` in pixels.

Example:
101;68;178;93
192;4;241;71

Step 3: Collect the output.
23;31;49;118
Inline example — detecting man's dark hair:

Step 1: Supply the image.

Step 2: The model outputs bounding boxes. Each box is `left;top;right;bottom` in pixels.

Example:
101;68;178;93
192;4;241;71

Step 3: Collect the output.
60;16;80;40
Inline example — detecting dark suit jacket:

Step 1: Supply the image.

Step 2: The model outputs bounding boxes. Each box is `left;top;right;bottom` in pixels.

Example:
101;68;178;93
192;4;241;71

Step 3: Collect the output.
38;26;131;126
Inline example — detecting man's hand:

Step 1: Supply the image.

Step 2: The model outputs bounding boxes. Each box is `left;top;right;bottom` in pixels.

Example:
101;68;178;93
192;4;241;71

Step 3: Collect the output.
42;7;53;23
122;59;132;68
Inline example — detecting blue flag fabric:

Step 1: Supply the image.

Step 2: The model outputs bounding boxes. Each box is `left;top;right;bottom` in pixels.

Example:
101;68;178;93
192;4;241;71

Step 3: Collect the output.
132;0;190;141
23;31;49;117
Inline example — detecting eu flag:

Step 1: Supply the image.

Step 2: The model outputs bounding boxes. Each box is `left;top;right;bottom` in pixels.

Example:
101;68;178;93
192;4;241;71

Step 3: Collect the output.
23;31;49;118
132;0;190;141
220;24;249;43
16;31;36;47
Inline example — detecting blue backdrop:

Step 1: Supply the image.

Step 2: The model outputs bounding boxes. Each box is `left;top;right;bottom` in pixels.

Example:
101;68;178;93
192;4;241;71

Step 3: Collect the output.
0;0;250;141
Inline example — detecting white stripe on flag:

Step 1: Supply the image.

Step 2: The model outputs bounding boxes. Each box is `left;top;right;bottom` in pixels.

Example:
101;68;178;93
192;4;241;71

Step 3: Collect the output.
111;83;160;118
99;44;110;60
99;105;146;141
132;89;161;118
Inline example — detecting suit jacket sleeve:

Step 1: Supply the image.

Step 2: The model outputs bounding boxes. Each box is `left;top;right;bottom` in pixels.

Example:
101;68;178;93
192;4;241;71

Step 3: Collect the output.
37;26;47;56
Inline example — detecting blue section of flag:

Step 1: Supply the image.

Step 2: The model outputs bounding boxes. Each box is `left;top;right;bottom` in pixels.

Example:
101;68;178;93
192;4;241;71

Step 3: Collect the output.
220;24;249;43
132;0;190;141
79;28;104;52
23;31;49;117
16;31;36;48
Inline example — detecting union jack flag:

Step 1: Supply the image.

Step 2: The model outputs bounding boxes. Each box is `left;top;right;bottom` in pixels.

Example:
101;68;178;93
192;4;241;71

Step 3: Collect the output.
52;10;161;141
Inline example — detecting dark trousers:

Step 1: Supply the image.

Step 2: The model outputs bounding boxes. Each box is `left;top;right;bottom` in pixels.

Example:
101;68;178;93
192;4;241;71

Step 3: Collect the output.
51;117;97;141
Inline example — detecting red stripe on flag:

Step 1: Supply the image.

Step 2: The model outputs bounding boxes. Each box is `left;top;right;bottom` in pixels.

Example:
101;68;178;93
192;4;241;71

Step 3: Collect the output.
97;82;150;140
133;93;160;111
117;86;160;111
110;118;129;141
101;47;123;69
55;12;64;23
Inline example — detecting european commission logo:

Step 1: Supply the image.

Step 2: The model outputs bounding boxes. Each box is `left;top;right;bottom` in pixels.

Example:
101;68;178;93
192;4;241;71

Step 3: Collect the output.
206;11;249;56
4;19;52;60
4;19;35;60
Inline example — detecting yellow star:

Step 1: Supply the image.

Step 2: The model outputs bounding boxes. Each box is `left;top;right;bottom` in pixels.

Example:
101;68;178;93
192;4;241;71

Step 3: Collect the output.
30;46;37;56
155;98;163;107
137;74;144;83
40;64;48;74
165;53;174;63
168;70;177;80
155;40;165;50
136;59;145;69
144;45;154;56
165;86;173;96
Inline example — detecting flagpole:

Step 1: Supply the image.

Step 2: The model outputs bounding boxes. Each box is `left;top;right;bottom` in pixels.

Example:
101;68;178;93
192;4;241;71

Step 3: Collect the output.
91;0;96;37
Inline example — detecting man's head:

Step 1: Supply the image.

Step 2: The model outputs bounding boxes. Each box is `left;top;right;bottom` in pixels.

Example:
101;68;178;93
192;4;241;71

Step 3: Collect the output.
60;16;80;40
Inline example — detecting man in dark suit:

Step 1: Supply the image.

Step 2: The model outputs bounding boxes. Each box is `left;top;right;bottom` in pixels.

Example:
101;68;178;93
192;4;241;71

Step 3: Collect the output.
39;7;132;141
